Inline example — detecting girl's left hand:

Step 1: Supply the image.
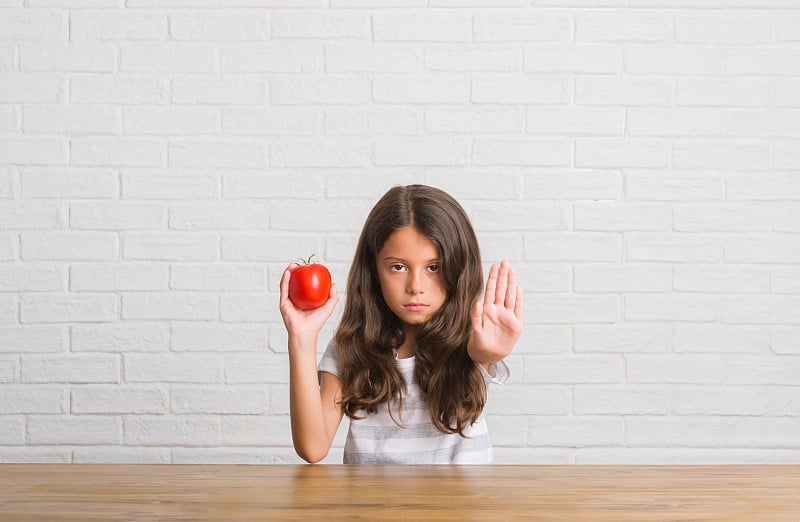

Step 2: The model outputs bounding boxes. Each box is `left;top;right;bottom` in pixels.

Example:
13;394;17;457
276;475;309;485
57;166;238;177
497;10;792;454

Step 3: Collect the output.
467;260;523;364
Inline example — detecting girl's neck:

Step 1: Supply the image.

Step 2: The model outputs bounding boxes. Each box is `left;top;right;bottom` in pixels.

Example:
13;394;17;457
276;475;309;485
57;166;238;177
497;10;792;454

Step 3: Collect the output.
395;325;419;359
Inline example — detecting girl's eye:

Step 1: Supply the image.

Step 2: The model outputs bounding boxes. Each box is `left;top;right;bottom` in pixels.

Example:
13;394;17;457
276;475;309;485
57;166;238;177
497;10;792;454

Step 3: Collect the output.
389;264;406;272
428;264;440;273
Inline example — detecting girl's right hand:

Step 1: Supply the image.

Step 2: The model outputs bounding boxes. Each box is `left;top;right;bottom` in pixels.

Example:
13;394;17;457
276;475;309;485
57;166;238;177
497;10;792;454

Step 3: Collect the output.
279;262;339;338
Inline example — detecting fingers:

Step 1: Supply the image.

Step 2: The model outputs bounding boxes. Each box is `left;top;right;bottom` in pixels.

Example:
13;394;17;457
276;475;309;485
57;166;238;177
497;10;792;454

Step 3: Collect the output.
483;263;498;308
485;260;518;310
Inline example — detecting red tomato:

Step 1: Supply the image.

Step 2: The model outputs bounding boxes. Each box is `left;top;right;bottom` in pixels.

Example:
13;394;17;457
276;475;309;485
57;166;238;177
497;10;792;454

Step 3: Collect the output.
288;256;332;310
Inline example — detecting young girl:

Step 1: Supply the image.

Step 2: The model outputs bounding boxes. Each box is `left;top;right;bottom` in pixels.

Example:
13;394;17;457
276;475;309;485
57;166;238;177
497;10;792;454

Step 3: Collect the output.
279;184;523;464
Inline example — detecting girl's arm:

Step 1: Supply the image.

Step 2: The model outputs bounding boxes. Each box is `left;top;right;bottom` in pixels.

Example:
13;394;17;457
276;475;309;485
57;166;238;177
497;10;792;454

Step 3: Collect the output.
280;264;344;464
467;260;524;366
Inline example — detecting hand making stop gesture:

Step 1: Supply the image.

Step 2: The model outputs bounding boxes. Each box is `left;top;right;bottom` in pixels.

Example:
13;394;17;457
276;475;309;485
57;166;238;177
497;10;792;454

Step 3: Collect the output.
468;260;524;365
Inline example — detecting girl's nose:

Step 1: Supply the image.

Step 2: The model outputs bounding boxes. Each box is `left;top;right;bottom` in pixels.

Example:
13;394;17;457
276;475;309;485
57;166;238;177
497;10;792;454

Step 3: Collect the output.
407;271;424;294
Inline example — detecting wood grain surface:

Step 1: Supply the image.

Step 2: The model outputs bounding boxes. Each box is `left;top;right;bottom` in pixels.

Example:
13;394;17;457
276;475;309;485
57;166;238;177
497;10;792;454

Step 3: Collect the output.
1;464;799;521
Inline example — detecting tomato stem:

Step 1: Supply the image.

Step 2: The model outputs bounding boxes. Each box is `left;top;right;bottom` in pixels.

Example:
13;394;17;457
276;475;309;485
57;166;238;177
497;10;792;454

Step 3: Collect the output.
295;254;317;266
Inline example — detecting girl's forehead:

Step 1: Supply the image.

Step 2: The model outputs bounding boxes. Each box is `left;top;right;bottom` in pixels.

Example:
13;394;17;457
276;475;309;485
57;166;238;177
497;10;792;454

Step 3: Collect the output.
378;226;440;258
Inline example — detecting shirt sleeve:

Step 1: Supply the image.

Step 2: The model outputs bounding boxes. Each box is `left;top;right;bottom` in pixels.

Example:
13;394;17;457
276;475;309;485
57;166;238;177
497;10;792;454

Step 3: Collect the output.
317;339;339;380
479;359;510;385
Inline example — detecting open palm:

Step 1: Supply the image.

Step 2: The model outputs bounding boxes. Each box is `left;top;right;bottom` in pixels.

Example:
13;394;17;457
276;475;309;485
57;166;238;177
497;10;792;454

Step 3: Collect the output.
468;260;523;364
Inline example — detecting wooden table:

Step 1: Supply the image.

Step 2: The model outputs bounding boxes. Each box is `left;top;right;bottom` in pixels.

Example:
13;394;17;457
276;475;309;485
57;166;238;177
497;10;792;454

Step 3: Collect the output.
1;464;798;521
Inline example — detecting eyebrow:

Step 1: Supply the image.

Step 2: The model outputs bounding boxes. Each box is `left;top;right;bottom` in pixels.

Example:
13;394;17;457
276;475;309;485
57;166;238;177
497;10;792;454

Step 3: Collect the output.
382;256;441;263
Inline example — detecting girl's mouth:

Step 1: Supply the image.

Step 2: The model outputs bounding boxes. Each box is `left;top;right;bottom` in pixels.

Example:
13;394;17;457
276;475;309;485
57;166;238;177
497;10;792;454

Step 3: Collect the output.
404;303;428;312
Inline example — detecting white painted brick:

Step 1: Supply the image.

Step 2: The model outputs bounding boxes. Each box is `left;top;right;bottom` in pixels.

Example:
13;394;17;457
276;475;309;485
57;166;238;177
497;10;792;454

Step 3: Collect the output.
473;139;571;167
576;448;800;466
628;108;723;137
724;296;800;325
224;170;323;199
470;201;567;232
774;141;800;170
124;416;221;446
21;43;116;72
71;386;168;414
174;77;266;105
374;137;469;166
0;387;65;414
21;294;118;324
773;266;800;294
124;106;219;135
21;354;119;383
271;199;369;232
71;202;166;230
0;46;15;72
0;265;64;292
485;415;528;447
727;109;800;138
677;78;769;107
576;12;672;42
325;43;423;73
425;107;521;134
221;415;290;446
124;354;223;383
169;202;269;231
525;44;619;74
28;415;122;445
0;138;67;165
423;170;519;200
21;167;118;198
524;233;621;262
773;204;800;233
220;293;281;323
332;0;423;6
625;171;722;201
122;293;218;321
272;11;368;39
0;201;62;229
70;263;168;292
426;45;520;73
574;202;672;231
373;76;469;104
627;355;725;384
574;325;671;353
71;323;168;353
122;171;219;200
0;326;66;353
515;326;571;354
625;294;720;322
23;104;119;134
525;295;620;324
0;296;17;324
673;324;770;353
72;11;167;40
626;233;722;263
70;75;167;105
771;326;800;355
626;45;723;75
0;448;71;463
674;265;769;293
225;353;288;384
527;107;623;136
222;233;324;262
123;232;218;261
676;14;773;44
224;107;320;135
21;232;117;261
0;9;66;40
0;415;25;443
576;77;672;106
774;79;800;107
575;386;668;415
672;388;769;416
474;11;570;42
120;43;216;73
169;140;267;169
523;169;620;200
725;235;800;263
170;264;265;291
489;385;568;415
524;355;621;384
222;42;322;73
373;12;471;42
772;389;800;416
272;138;370;168
171;385;268;414
170;12;268;40
73;447;170;464
627;417;800;449
171;323;266;351
574;264;672;292
72;138;164;167
529;416;624;447
674;203;771;232
0;73;63;103
0;166;15;199
472;76;566;104
172;448;277;465
727;47;800;76
728;356;800;385
269;384;289;414
326;107;418;136
575;139;670;169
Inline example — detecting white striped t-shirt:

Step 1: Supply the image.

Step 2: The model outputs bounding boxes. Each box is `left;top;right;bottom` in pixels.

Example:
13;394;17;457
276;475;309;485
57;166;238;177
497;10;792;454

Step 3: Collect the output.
318;341;509;464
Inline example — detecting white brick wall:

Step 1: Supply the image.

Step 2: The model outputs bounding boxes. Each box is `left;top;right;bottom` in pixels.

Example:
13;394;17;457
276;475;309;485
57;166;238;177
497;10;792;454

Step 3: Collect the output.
1;2;798;465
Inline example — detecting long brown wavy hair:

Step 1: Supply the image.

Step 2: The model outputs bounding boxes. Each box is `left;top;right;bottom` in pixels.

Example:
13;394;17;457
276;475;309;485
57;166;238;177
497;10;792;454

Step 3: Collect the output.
334;184;486;436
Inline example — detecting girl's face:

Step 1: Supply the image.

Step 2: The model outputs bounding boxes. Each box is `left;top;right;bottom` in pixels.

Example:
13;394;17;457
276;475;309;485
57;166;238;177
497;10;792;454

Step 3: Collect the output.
376;226;447;330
